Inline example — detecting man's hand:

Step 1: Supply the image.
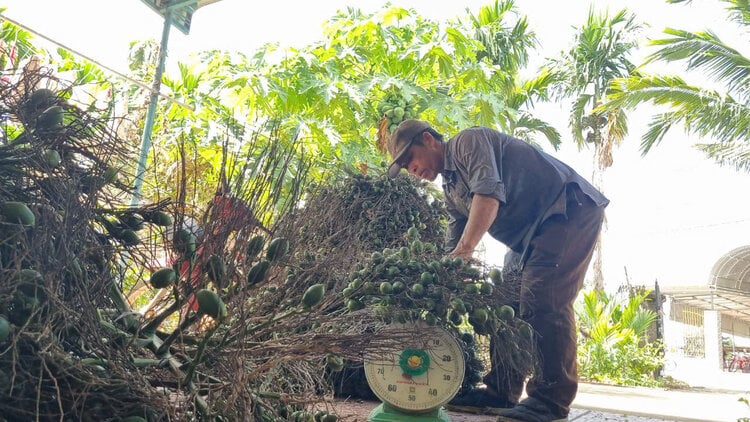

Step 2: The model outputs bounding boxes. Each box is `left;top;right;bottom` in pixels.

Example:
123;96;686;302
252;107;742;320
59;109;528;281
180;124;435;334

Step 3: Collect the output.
448;245;474;261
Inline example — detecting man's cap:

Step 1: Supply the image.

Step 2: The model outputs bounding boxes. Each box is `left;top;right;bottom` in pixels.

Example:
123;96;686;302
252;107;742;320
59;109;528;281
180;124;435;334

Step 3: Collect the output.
386;119;431;178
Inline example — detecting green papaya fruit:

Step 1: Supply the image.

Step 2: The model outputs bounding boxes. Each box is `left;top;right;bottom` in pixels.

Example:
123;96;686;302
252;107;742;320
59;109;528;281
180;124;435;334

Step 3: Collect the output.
391;281;406;293
346;298;364;312
121;213;145;231
393;106;405;120
379;281;393;295
450;298;466;314
472;308;489;325
464;283;478;294
479;282;493;295
496;305;515;322
420;271;433;284
489;268;503;284
321;413;339;422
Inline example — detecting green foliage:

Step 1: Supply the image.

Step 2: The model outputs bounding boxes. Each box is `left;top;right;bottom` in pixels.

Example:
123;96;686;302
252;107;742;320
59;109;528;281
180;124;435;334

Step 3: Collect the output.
576;289;665;387
0;14;38;70
0;1;557;216
545;6;641;157
191;2;559;179
579;339;664;387
606;0;750;171
738;396;749;422
461;2;561;147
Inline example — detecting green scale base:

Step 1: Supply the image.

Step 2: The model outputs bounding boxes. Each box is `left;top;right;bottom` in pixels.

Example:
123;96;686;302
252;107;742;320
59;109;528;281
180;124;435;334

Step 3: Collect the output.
367;403;452;422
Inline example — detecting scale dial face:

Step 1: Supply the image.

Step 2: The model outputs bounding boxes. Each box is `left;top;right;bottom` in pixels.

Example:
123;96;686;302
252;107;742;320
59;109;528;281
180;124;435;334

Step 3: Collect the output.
364;322;465;413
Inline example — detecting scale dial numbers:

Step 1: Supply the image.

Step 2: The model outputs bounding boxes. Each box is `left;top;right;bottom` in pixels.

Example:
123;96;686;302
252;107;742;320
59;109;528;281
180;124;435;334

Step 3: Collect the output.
364;323;465;413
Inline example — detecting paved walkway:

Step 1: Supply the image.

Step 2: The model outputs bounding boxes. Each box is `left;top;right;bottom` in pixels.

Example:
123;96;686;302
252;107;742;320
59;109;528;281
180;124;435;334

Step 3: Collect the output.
337;382;750;421
335;381;750;421
569;382;750;422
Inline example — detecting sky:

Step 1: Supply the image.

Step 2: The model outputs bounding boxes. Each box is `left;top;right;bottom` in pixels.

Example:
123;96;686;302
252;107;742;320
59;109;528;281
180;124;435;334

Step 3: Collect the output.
1;0;748;290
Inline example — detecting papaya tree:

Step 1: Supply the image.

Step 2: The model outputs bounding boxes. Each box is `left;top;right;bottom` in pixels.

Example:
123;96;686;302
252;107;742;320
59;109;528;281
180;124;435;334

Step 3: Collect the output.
0;10;37;71
197;3;560;178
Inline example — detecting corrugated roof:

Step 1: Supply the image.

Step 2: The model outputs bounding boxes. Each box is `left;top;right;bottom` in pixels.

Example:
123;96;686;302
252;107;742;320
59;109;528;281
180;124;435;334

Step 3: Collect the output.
710;245;750;293
661;245;750;322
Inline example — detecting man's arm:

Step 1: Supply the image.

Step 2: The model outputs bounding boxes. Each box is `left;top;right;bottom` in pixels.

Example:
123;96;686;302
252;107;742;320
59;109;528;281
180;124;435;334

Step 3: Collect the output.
449;193;499;260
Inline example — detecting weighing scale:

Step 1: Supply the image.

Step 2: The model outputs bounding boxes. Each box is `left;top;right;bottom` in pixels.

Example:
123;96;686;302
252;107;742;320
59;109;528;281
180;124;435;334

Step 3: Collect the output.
364;321;465;422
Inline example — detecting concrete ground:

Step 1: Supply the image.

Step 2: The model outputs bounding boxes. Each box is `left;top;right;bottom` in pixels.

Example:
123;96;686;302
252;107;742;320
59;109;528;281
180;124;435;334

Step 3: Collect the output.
333;382;750;422
571;382;749;422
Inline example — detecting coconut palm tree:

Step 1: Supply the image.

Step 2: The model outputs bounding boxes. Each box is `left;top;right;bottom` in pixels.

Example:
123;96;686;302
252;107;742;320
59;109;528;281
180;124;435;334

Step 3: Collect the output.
606;0;750;172
544;7;643;290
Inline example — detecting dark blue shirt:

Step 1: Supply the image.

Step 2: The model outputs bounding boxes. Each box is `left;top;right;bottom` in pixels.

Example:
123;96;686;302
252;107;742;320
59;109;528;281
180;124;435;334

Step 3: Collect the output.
442;126;609;253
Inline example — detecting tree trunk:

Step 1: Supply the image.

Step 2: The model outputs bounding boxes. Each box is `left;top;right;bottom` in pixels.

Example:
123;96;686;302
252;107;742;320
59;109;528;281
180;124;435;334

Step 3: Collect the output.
588;150;607;291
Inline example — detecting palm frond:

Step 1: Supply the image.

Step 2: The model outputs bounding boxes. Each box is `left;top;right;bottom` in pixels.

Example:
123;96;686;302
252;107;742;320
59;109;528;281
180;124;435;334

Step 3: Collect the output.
543;6;640;154
607;74;700;108
514;113;562;150
629;310;659;337
469;0;536;72
577;290;605;329
695;140;750;172
569;94;593;147
606;74;750;155
645;28;750;99
723;0;750;27
522;69;555;103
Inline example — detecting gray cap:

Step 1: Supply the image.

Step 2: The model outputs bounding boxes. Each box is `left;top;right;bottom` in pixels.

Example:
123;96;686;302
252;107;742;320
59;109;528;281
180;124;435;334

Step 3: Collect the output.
386;119;431;178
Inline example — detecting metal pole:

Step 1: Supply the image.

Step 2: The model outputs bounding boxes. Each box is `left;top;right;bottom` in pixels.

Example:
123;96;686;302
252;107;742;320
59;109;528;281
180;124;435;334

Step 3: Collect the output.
130;8;173;206
654;279;665;376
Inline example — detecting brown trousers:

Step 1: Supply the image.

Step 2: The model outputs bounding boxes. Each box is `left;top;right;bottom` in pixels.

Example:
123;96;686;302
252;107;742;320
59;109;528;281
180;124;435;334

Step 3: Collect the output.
484;185;606;417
